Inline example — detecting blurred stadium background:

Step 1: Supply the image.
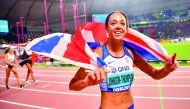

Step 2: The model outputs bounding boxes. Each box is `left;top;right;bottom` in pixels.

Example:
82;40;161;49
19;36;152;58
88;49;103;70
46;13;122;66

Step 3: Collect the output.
0;0;190;64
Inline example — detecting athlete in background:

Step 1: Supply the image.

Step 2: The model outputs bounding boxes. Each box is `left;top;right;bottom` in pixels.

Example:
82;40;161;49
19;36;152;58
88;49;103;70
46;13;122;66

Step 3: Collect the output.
4;47;24;89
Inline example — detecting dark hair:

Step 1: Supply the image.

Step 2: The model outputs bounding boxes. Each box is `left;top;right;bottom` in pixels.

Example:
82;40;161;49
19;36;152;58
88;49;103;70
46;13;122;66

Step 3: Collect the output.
4;48;10;54
105;11;129;28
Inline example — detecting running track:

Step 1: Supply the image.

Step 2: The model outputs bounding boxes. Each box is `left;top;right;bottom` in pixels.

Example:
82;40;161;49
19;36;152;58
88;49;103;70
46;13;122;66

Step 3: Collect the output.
0;63;190;109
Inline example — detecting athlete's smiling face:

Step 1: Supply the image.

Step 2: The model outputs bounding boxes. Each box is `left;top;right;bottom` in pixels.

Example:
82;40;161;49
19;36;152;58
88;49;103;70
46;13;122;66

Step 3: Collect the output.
106;12;128;40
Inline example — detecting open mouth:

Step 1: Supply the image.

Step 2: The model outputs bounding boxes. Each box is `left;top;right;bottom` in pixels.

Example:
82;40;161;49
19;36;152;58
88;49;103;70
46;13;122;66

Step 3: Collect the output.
114;31;123;36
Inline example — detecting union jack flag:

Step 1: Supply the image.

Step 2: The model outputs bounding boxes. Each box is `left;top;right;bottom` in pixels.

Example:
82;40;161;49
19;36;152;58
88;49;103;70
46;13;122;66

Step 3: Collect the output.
25;22;168;70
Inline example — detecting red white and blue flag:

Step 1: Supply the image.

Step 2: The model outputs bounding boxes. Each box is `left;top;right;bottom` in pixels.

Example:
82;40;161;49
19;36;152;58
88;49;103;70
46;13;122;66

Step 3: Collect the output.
26;22;168;70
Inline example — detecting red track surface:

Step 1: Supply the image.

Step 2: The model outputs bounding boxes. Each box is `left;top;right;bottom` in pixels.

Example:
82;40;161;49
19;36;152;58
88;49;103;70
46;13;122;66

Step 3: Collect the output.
0;63;190;109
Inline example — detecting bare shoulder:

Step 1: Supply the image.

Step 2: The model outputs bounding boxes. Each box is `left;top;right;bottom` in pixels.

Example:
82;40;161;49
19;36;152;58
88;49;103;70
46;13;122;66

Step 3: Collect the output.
93;46;103;57
125;47;134;60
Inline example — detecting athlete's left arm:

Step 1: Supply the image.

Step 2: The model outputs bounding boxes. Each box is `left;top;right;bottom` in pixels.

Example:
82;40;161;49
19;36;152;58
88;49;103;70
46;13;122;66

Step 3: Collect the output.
128;49;178;80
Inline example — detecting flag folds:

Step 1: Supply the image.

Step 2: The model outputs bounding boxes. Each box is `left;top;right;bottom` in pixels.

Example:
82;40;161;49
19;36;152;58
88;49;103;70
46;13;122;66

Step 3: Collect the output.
26;22;168;70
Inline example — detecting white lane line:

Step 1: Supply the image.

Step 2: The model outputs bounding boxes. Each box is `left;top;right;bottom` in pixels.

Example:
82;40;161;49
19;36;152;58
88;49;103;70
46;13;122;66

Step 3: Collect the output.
1;64;190;68
0;65;77;72
0;100;54;109
20;73;73;78
19;69;77;73
0;71;74;78
16;73;190;78
1;77;190;87
135;77;190;79
0;85;190;100
135;71;190;74
24;70;190;73
1;64;190;73
0;85;100;96
0;77;69;84
132;85;190;87
133;96;190;100
1;71;190;78
18;73;74;78
41;84;51;88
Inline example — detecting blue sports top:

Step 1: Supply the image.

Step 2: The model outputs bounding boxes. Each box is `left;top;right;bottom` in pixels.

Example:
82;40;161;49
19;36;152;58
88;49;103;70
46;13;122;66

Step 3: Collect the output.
99;45;134;92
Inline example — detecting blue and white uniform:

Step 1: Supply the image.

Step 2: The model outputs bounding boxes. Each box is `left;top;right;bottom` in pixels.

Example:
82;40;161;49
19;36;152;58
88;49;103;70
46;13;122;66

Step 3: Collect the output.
99;45;134;92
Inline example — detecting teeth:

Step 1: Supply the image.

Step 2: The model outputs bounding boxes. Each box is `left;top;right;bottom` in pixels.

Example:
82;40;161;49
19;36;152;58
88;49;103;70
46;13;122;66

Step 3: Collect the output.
115;32;121;34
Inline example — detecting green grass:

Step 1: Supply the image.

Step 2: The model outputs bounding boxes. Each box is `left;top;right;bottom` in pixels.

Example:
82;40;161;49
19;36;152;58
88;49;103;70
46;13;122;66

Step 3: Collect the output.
149;41;190;67
34;62;47;67
160;41;190;60
34;61;79;68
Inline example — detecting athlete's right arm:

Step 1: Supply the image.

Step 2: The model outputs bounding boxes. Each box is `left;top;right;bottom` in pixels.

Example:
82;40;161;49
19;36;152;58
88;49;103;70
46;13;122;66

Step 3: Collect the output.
69;67;107;91
69;46;107;91
69;68;88;91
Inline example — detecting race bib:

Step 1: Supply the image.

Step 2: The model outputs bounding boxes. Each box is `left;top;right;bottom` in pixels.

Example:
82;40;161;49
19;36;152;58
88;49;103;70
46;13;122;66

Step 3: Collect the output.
107;71;134;92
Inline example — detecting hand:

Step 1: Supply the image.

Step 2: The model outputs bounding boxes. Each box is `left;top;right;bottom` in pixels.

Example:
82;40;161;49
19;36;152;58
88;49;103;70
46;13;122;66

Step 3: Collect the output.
163;53;179;73
84;66;107;86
